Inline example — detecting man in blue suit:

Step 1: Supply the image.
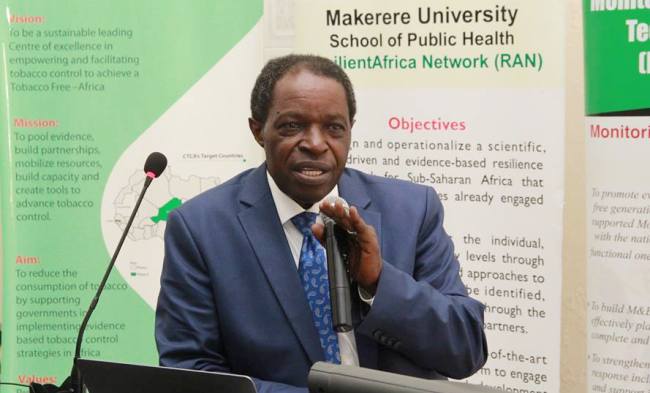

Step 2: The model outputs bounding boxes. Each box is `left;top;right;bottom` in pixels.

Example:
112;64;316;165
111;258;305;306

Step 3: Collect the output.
155;54;487;393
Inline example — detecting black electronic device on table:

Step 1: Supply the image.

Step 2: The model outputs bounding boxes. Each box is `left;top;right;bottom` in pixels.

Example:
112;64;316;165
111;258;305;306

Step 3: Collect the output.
76;359;257;393
308;362;501;393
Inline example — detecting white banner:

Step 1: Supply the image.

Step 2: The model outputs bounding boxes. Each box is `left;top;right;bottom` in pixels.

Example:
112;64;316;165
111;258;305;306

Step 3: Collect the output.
275;0;566;390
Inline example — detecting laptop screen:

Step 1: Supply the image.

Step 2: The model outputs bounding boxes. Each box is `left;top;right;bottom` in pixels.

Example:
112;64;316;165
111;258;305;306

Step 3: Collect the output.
77;359;257;393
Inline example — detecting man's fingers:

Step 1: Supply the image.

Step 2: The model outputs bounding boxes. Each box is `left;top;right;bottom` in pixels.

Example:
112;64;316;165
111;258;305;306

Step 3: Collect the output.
319;203;375;242
319;200;353;231
348;206;374;240
311;223;325;243
316;202;382;292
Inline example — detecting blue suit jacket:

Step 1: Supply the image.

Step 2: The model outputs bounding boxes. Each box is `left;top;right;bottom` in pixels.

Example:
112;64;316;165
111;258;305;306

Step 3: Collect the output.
155;165;487;393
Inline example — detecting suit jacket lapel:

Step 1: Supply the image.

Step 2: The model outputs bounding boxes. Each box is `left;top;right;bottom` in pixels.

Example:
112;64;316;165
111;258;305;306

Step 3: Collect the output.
237;165;324;364
339;169;381;243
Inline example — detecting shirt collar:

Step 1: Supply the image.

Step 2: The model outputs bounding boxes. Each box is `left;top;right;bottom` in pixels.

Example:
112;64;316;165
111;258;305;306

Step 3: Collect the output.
266;171;338;225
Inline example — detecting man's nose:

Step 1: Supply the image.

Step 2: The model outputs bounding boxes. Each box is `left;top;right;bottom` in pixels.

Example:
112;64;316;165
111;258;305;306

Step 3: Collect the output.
300;126;328;154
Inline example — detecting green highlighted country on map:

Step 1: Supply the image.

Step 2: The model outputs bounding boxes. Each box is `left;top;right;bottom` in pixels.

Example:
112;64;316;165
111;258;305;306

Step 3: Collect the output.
151;197;182;223
112;168;219;241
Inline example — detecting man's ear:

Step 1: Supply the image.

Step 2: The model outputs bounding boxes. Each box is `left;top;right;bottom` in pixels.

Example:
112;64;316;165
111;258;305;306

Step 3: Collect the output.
248;118;264;147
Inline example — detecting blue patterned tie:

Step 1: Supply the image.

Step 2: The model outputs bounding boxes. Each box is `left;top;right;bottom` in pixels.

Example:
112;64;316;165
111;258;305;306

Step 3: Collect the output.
291;212;340;363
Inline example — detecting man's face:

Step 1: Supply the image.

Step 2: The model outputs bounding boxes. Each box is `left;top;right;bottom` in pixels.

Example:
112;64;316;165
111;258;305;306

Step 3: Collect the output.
249;69;352;208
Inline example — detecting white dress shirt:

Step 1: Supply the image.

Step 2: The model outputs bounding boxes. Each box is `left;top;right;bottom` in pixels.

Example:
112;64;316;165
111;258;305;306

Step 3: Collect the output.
266;172;336;268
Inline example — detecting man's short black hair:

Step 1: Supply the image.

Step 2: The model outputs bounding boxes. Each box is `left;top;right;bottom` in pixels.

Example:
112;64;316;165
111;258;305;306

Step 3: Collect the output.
250;54;356;123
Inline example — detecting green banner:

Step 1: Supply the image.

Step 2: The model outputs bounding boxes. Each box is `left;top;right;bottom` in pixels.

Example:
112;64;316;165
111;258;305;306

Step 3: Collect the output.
1;1;261;389
583;0;650;115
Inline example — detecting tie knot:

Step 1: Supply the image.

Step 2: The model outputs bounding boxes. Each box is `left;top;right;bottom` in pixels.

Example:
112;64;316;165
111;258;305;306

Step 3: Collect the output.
291;212;318;235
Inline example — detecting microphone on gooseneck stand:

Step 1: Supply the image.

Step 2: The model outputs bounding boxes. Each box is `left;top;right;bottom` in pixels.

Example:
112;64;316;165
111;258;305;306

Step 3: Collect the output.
29;152;168;393
321;196;359;366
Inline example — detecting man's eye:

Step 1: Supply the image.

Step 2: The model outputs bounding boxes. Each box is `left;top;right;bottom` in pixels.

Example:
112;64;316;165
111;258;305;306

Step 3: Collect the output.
327;123;345;133
280;122;302;131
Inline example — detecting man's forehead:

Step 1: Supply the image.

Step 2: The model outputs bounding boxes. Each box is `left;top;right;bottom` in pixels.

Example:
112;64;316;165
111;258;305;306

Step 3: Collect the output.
272;109;348;122
267;70;348;115
275;69;344;93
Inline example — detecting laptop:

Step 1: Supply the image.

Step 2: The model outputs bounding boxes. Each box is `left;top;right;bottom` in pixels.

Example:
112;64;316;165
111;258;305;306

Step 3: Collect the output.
77;359;257;393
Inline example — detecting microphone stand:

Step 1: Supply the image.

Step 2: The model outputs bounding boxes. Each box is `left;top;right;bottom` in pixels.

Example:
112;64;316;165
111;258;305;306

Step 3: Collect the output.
324;219;359;366
30;175;156;393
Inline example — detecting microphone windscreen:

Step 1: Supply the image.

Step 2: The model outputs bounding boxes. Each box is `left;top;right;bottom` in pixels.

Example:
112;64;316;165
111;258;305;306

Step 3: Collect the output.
144;152;167;178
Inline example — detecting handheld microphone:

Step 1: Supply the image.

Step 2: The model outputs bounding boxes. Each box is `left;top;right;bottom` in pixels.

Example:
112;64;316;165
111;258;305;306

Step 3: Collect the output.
321;196;353;332
29;152;168;393
321;197;359;366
